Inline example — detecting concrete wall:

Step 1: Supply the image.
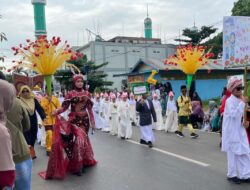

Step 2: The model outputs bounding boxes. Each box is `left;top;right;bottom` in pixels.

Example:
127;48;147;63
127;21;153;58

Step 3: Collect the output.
169;79;227;100
80;41;176;90
144;72;227;100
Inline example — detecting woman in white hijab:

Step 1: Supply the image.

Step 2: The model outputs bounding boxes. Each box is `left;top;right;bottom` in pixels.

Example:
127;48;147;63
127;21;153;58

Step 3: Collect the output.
0;80;16;189
165;91;178;133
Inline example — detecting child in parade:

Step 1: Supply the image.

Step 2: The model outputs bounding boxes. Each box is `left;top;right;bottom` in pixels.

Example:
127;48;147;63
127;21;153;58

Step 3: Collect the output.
176;85;199;138
118;92;132;139
109;93;119;135
152;93;163;130
165;91;178;133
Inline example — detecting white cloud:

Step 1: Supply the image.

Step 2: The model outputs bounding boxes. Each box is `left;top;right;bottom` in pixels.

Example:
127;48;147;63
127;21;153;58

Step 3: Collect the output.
0;0;235;68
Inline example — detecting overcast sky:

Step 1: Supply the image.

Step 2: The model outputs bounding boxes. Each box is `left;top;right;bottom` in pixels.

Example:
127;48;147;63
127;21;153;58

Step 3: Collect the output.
0;0;236;67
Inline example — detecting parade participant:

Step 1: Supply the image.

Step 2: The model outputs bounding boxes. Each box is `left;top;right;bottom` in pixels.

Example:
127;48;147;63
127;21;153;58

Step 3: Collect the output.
42;74;97;179
117;92;121;103
0;80;16;190
128;92;137;126
219;89;231;147
165;91;178;133
207;101;219;131
33;87;46;147
221;78;250;184
40;90;61;156
18;85;46;159
100;93;110;132
6;98;32;190
152;85;161;100
109;93;119;135
100;92;104;103
93;94;103;130
118;92;132;139
176;85;199;138
136;94;156;148
152;93;163;130
191;91;202;107
160;94;167;117
190;101;204;129
1;73;32;190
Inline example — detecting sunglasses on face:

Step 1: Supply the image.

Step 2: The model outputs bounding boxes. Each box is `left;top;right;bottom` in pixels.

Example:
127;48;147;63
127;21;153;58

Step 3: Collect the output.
22;90;29;94
236;86;243;91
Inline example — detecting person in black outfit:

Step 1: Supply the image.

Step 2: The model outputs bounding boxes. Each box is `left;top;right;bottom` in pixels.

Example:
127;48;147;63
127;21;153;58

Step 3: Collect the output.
136;94;157;148
18;85;46;159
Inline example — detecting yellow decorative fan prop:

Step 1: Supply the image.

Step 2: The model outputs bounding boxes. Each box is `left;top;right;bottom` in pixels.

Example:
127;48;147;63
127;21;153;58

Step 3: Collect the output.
11;36;77;96
164;44;214;90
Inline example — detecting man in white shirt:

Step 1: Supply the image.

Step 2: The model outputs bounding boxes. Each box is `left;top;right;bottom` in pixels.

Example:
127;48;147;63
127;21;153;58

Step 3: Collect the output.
222;78;250;184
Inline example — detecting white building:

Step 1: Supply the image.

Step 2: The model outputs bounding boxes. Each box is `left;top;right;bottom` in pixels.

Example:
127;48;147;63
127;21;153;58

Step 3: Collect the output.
77;36;176;90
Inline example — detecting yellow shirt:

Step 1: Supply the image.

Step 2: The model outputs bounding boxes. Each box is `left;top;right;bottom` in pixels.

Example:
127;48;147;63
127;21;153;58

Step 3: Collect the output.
177;95;192;116
41;96;61;126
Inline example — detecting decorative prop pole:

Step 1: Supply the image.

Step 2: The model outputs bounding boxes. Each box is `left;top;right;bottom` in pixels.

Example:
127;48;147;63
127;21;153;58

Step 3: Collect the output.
244;66;248;123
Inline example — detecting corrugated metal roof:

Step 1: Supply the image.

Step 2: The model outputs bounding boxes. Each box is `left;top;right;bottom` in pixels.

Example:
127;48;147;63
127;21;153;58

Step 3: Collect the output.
113;58;245;77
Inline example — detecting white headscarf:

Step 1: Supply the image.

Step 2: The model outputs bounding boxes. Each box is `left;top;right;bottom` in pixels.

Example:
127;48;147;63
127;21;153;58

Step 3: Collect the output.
227;78;242;93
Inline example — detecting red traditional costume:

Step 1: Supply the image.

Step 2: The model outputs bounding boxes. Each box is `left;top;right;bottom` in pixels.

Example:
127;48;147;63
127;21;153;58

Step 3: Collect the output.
40;75;97;180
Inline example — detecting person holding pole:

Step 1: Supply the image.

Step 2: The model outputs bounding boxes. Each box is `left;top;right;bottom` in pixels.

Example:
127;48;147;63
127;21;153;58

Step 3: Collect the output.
176;85;199;138
221;78;250;184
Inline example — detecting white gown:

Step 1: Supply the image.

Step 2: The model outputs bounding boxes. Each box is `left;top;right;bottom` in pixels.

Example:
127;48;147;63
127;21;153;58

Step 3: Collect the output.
100;100;110;132
165;99;178;132
128;98;137;125
221;95;250;179
109;101;119;135
118;100;132;139
152;99;163;130
92;99;104;129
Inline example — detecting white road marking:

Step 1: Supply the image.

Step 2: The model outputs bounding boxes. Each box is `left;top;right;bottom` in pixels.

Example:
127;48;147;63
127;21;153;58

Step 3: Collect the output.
127;140;210;167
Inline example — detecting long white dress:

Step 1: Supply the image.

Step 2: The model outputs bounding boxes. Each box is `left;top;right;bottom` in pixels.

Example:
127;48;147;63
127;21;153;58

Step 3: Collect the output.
100;100;110;132
109;101;119;135
118;100;132;139
221;95;250;179
92;99;104;129
128;98;137;125
152;99;163;130
165;99;178;132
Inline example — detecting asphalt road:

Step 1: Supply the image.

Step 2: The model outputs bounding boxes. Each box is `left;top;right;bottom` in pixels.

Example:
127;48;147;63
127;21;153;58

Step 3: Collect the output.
32;127;248;190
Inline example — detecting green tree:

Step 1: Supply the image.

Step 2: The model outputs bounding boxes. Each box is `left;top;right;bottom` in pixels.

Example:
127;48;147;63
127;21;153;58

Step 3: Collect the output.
54;54;113;92
0;15;7;63
232;0;250;16
175;25;217;45
206;0;250;58
205;32;223;58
